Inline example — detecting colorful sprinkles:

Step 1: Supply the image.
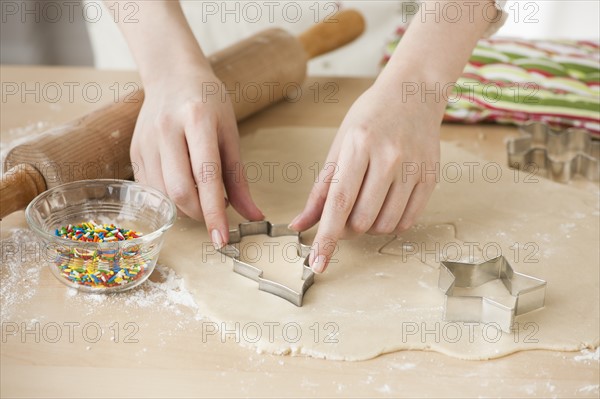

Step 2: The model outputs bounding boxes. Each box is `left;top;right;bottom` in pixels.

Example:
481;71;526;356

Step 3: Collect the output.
54;221;142;242
53;221;150;289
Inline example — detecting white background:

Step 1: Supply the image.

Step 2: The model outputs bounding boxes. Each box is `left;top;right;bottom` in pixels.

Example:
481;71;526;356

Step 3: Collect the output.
85;1;600;76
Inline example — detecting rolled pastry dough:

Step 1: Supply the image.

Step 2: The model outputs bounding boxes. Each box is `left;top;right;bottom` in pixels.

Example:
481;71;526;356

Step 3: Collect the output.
161;127;599;360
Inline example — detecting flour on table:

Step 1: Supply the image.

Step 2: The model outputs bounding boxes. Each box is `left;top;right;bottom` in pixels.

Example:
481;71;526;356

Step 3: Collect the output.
578;385;599;393
0;226;202;329
574;348;600;363
65;264;203;320
0;229;41;322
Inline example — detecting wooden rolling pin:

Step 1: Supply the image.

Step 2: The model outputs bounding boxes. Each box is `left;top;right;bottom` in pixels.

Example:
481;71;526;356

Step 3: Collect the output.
1;10;365;219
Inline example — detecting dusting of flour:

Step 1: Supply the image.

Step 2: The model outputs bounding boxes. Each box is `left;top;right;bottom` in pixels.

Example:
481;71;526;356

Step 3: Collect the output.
574;348;600;363
0;229;41;322
1;228;203;327
65;264;203;321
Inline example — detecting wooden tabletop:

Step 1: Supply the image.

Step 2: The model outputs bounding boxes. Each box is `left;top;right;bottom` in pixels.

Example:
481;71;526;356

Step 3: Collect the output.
1;66;598;398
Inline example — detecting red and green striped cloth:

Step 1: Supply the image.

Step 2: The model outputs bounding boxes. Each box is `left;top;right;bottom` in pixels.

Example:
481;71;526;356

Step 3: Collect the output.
383;27;600;137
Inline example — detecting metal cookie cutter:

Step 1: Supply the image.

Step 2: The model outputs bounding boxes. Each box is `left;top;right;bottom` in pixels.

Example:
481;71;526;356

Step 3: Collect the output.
507;121;600;183
217;221;314;306
438;256;546;333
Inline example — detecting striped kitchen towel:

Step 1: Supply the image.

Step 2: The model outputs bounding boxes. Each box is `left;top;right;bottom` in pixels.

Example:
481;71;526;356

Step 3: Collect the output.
383;28;600;137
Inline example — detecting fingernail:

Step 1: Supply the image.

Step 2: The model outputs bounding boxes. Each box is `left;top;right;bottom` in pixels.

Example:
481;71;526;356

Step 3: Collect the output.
288;214;301;230
312;255;327;274
211;229;225;249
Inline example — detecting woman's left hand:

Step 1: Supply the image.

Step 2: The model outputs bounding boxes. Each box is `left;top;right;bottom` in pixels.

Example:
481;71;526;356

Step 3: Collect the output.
289;77;445;273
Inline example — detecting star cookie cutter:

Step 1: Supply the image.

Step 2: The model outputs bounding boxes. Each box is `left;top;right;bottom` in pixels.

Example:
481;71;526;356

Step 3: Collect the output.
438;256;546;333
507;121;600;183
217;221;314;306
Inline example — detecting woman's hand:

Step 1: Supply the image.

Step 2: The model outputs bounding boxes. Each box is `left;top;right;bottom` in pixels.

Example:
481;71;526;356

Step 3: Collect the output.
289;77;444;273
288;0;497;273
131;66;264;248
106;1;263;248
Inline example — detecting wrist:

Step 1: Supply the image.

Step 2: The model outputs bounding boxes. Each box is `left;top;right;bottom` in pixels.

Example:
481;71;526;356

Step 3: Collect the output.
140;54;214;91
112;1;215;89
374;65;450;120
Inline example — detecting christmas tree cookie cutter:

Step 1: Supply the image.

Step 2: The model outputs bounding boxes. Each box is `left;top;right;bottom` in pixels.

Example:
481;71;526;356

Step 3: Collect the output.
217;221;314;306
507;121;600;183
438;256;546;333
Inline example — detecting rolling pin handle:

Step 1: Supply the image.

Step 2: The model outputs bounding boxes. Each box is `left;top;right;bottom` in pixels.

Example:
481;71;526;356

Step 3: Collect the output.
298;9;366;59
0;164;46;219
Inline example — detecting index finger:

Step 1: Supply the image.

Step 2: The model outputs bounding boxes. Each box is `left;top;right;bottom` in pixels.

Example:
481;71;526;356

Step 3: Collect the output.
186;121;228;249
310;134;369;273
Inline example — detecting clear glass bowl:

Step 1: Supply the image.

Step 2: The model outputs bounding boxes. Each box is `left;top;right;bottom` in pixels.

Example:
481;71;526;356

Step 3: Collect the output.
25;179;177;293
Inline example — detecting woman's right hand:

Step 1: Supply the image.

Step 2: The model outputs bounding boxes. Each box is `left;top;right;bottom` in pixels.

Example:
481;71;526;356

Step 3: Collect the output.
131;65;264;249
106;1;262;248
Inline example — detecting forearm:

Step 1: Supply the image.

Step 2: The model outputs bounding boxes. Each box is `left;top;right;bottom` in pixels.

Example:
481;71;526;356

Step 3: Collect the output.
378;0;497;114
104;1;211;86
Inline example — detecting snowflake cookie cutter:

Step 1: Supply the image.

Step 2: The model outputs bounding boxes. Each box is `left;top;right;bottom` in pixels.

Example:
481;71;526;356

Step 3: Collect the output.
507;121;600;183
438;256;546;333
217;221;314;306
